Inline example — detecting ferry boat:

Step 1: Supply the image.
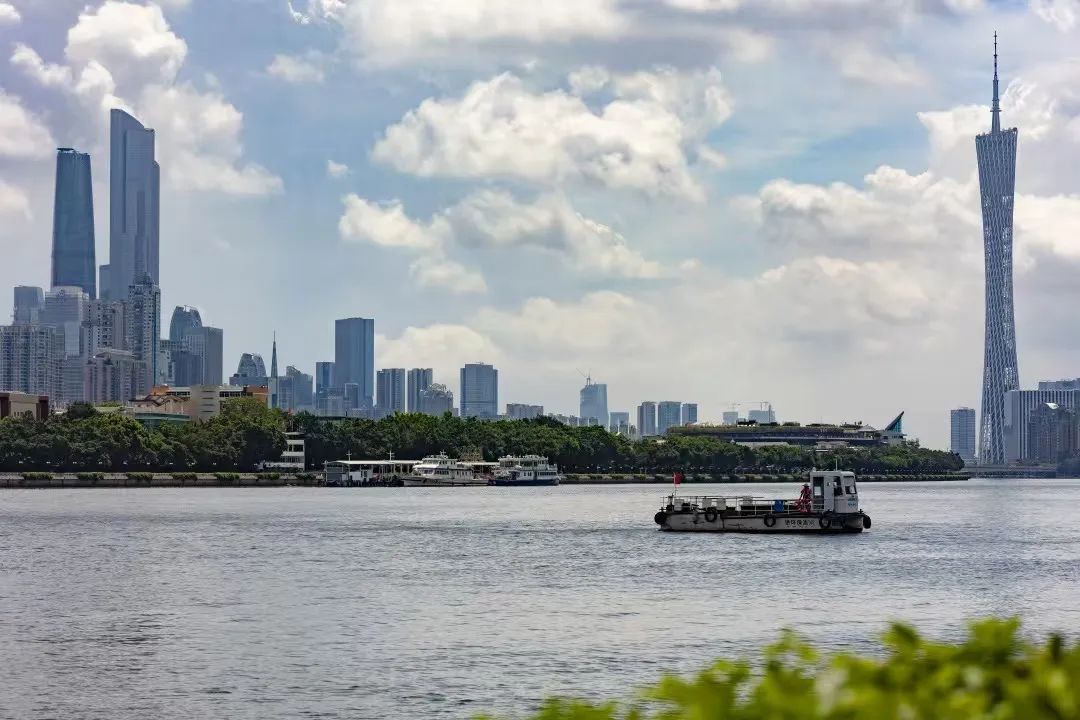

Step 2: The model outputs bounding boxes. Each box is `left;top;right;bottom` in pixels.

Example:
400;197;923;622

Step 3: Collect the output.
489;455;562;486
403;454;487;487
653;470;871;533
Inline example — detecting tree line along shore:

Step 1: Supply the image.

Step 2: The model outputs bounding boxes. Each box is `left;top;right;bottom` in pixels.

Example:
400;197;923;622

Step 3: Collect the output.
0;399;965;476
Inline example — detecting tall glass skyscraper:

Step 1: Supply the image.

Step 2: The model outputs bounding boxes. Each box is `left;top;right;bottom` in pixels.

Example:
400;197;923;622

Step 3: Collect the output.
335;317;375;409
52;148;96;298
104;109;159;301
579;376;608;427
460;362;498;418
977;35;1020;465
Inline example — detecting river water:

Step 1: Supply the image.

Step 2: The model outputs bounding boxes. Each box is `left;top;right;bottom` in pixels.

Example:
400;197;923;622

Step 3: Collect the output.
1;479;1078;719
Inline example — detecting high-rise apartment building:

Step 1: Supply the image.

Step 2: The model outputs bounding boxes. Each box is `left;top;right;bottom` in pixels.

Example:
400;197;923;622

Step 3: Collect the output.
460;362;498;418
657;401;682;435
84;348;140;403
376;368;406;417
52;148;96;298
103;110;159;301
1027;403;1080;464
407;368;433;412
334;317;374;410
1005;389;1080;463
506;403;544;420
950;407;977;464
40;286;88;357
579;376;608;428
125;275;160;395
0;324;64;400
13;286;44;325
748;405;776;424
722;411;740;426
609;411;630;434
82;299;126;356
682;403;699;425
637;401;657;437
977;36;1020;465
418;383;454;416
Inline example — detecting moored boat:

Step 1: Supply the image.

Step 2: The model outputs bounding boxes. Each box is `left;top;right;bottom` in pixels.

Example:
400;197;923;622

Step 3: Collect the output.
489;455;562;486
403;453;488;487
653;470;871;533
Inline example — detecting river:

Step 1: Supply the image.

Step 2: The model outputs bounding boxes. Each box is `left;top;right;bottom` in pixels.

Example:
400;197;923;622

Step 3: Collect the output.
1;478;1078;719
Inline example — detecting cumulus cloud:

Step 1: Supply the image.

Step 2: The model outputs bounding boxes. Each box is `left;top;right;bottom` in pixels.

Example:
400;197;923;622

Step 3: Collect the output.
0;178;31;218
1031;0;1078;31
0;90;56;159
267;52;326;84
10;1;281;196
373;69;733;200
327;160;349;178
339;195;444;250
377;324;503;379
409;256;488;294
0;2;20;24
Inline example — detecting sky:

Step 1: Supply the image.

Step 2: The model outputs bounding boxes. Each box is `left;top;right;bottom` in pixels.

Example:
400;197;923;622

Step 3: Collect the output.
1;0;1079;449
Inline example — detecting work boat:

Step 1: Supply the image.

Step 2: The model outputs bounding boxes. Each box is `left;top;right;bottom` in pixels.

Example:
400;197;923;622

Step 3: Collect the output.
654;470;871;533
490;455;562;486
403;454;487;487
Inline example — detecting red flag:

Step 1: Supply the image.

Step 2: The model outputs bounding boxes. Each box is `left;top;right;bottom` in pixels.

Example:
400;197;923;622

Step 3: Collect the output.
673;471;682;486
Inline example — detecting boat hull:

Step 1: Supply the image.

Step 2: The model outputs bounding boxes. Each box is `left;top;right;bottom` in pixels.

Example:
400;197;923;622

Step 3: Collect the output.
489;477;560;487
402;478;488;487
658;510;867;534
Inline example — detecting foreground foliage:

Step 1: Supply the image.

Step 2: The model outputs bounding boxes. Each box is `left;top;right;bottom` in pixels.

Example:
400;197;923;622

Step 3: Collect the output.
482;619;1079;720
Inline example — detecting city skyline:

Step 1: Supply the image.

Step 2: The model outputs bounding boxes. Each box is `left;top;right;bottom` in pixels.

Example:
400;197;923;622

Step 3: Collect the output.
1;3;1080;448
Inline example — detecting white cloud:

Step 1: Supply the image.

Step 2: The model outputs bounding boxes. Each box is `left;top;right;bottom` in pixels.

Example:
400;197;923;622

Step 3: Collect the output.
339;195;445;250
288;0;347;24
0;90;56;159
0;2;20;25
373;70;733;200
154;0;192;8
409;255;488;294
327;159;349;178
1031;0;1078;31
11;44;73;88
267;52;326;84
0;178;30;219
377;324;502;380
827;42;925;86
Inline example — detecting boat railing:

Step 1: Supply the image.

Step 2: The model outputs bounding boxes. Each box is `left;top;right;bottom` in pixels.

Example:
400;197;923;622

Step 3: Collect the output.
664;494;805;516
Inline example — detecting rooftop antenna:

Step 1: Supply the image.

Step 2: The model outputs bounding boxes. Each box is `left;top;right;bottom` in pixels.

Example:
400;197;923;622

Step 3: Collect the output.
991;32;1001;134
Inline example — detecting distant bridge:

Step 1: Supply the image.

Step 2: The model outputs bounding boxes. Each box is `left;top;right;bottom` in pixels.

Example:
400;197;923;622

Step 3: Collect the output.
963;464;1058;478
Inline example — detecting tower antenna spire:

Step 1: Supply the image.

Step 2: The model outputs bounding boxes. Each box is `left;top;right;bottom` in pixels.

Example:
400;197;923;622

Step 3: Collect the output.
991;32;1001;133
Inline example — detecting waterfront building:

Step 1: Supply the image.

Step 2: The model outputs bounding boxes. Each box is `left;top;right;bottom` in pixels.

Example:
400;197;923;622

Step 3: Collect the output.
1027;403;1079;464
334;317;374;409
682;403;699;425
407;368;433;412
506;403;544;420
376;368;406;417
579;377;608;428
103;110;159;301
229;352;268;387
1004;389;1080;463
129;384;268;421
637;401;657;437
722;410;740;426
418;383;453;416
950;407;977;464
262;432;306;472
0;324;64;400
0;391;50;420
657;401;682;435
125;275;160;396
460;362;498;419
669;416;906;449
977;36;1020;465
84;348;141;403
609;411;630;433
13;286;44;324
1038;379;1080;391
52;148;96;297
41;286;89;357
747;404;776;424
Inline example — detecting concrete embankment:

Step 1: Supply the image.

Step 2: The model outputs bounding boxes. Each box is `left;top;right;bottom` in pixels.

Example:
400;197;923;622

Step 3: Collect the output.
561;473;970;484
0;474;321;489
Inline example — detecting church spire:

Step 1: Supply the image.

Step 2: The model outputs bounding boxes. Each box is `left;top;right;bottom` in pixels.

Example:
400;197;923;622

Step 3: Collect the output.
270;331;278;379
991;32;1001;134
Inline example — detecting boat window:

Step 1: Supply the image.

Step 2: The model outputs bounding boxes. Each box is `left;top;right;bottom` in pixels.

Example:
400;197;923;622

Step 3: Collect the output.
846;485;857;495
813;485;823;498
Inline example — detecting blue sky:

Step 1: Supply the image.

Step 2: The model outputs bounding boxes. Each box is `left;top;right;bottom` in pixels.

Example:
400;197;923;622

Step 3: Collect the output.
1;0;1079;448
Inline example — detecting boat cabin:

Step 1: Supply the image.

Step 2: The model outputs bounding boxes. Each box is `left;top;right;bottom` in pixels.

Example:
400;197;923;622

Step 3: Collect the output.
810;470;860;514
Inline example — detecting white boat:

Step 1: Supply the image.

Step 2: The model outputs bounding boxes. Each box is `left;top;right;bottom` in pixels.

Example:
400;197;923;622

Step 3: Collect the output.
654;470;871;533
490;455;562;486
403;453;487;487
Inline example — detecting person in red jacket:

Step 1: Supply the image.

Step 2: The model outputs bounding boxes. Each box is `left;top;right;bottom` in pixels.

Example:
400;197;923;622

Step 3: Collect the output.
795;483;812;513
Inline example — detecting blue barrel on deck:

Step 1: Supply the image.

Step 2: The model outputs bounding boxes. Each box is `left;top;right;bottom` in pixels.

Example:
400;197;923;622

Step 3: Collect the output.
772;499;784;513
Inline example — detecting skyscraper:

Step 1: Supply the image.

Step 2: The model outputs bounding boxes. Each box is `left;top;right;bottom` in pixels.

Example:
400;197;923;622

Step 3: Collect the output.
657;401;682;435
682;403;699;425
609;411;631;434
169;306;202;343
0;324;64;399
334;317;374;410
579;376;608;427
315;361;335;413
460;362;498;418
637;401;657;437
125;275;160;395
13;286;44;324
104;110;159;301
52;148;96;298
418;383;454;416
407;367;433;412
950;407;977;464
977;35;1020;465
376;368;406;417
230;353;268;387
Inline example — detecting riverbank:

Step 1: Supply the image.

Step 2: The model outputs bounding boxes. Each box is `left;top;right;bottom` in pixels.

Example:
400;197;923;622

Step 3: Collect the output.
0;471;970;488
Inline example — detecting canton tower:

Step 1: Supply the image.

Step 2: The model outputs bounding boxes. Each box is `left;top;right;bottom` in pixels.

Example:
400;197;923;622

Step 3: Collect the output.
976;33;1019;465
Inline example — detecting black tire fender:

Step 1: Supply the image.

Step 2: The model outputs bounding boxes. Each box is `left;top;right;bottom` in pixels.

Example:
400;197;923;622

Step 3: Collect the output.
819;514;832;530
704;508;719;523
654;511;667;526
764;514;777;528
862;514;872;530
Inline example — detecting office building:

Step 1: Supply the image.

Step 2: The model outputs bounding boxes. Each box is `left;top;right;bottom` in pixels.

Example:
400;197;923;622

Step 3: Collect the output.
166;306;222;387
229;352;268;387
13;286;44;324
977;37;1020;465
277;366;314;412
418;383;454;416
0;324;64;400
103;110;159;301
125;275;160;395
748;404;776;424
0;392;51;420
1039;379;1080;391
682;403;699;425
84;348;141;403
52;148;97;297
637;401;657;437
579;376;608;428
506;403;544;420
609;411;631;435
168;306;202;343
40;286;88;357
1027;403;1080;464
376;368;406;417
407;367;433;412
334;317;374;409
950;407;977;464
1004;388;1080;463
657;401;682;435
722;410;740;426
460;362;498;419
315;361;335;413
